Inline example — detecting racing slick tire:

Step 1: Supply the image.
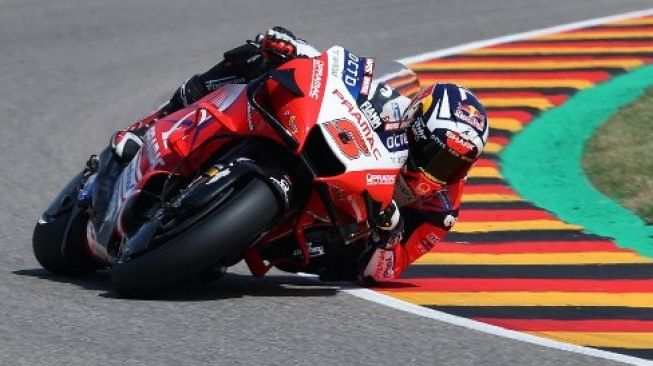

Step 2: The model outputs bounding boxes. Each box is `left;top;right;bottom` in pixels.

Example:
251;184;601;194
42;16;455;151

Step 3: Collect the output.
110;177;281;298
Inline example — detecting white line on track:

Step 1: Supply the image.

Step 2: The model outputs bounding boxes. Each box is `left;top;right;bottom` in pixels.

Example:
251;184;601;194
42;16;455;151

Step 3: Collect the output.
344;287;652;366
398;8;653;64
350;7;653;366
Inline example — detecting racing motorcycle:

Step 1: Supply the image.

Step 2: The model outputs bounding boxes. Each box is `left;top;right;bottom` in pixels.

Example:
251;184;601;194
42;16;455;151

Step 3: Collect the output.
32;46;417;297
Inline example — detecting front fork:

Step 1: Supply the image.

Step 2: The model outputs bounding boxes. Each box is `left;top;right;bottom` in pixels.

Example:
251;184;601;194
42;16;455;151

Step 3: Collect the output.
79;148;127;264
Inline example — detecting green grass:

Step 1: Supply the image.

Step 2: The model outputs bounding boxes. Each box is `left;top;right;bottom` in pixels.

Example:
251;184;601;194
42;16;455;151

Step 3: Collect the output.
582;87;653;224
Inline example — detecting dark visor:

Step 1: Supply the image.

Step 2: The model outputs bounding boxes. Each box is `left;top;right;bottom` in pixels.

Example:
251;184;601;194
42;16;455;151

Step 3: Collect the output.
417;148;473;184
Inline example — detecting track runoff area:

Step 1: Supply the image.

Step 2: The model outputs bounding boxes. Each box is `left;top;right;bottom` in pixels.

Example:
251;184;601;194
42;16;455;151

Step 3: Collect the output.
341;9;653;365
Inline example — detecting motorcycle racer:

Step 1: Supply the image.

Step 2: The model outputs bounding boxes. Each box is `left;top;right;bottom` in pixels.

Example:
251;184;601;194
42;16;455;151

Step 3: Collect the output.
112;27;489;284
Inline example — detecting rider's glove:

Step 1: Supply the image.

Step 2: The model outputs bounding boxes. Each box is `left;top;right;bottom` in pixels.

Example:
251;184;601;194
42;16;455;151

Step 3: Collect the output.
374;200;401;233
368;201;403;250
258;26;319;64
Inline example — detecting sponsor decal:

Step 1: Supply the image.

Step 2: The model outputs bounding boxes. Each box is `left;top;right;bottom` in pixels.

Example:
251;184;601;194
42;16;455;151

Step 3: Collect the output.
374;250;395;279
416;182;431;195
360;75;372;97
385;132;408;151
359;58;375;97
384;120;410;132
391;155;408;165
391;101;403;122
344;52;360;87
418;239;434;254
445;130;475;155
366;173;396;185
143;128;163;169
454;102;486;131
287;115;298;134
330;48;342;77
379;84;393;98
425;232;440;245
342;51;362;99
332;89;381;160
309;59;325;99
413;232;441;257
364;58;375;76
359;100;382;130
324;118;370;160
411;117;428;140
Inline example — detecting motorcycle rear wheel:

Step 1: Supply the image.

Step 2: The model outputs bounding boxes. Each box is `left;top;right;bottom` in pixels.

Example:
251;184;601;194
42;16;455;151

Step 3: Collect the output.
110;177;280;297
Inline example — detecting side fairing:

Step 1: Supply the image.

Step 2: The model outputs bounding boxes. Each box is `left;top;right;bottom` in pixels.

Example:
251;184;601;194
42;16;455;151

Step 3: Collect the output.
317;47;408;172
313;46;409;205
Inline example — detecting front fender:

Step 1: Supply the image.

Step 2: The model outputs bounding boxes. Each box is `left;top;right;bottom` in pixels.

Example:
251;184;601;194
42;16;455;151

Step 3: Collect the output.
179;158;293;216
40;171;84;222
38;171;89;260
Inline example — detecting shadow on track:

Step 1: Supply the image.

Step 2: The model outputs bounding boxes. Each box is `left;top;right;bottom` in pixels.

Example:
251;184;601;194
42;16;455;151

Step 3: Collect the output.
13;268;340;301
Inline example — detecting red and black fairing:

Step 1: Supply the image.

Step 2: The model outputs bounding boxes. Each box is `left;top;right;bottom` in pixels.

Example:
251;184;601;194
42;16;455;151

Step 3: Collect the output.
87;83;277;260
89;47;405;273
239;48;406;275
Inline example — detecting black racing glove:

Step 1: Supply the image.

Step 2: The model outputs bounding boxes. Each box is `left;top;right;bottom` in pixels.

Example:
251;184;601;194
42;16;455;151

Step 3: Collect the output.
258;26;320;65
259;26;300;64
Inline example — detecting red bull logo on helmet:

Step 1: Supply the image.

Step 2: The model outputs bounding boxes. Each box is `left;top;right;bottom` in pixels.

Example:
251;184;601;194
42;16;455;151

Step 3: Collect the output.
454;102;486;131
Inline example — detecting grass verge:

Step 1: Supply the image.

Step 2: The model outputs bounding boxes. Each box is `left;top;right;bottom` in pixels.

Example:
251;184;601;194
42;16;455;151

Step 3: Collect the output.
582;87;653;224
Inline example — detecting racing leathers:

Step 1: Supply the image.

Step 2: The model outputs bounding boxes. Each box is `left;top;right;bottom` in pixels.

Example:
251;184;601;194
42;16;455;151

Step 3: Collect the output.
361;168;463;282
114;27;466;284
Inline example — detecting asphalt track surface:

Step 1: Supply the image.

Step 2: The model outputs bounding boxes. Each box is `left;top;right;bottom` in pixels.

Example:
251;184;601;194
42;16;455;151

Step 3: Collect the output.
2;1;652;365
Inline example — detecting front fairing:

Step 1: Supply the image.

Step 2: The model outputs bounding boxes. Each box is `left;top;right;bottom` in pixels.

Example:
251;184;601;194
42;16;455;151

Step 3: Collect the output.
252;46;409;224
237;48;418;274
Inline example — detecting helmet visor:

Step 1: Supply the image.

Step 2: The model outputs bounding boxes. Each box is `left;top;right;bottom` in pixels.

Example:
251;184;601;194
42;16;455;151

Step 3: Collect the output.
416;148;473;184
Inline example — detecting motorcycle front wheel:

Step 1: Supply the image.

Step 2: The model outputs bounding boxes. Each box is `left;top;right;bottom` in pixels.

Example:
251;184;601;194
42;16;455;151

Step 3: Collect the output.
110;177;281;297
